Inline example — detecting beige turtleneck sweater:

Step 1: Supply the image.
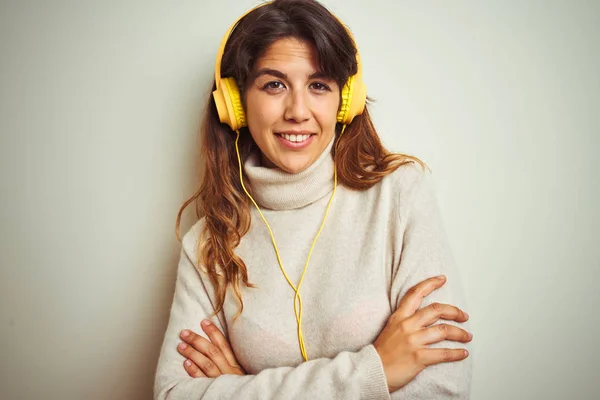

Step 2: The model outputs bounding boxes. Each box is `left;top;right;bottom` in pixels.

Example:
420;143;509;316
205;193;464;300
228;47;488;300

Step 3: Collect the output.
154;140;472;399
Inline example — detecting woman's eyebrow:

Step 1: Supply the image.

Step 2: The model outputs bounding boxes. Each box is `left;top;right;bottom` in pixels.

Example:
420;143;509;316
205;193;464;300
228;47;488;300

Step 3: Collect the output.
254;68;287;80
308;71;331;80
252;68;331;81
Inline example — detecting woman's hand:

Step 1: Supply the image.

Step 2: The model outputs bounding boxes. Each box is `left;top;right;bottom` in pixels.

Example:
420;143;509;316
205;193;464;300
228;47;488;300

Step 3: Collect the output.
374;275;472;392
177;319;246;378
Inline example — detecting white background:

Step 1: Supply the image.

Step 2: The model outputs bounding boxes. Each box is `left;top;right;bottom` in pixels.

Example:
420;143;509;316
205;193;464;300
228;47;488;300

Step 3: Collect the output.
1;1;598;399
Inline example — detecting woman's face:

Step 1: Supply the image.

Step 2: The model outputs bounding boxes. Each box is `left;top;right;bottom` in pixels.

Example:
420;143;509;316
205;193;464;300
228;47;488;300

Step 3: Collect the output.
244;37;340;174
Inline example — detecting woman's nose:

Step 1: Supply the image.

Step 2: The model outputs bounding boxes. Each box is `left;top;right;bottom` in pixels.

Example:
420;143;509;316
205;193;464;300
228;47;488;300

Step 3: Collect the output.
284;90;311;123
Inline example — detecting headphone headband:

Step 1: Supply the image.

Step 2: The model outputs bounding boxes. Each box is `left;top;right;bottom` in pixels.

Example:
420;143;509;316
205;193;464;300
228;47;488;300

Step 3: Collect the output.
214;4;267;91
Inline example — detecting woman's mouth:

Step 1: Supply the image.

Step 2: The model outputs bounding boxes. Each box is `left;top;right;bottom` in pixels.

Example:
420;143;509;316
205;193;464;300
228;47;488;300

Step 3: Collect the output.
275;132;316;149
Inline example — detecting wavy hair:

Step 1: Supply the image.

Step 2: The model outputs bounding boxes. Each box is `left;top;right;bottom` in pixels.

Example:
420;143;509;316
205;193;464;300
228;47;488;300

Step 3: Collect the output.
176;0;426;318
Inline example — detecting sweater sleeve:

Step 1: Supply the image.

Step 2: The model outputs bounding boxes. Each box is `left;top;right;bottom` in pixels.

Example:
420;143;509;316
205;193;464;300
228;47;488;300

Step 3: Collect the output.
154;231;391;400
388;167;473;399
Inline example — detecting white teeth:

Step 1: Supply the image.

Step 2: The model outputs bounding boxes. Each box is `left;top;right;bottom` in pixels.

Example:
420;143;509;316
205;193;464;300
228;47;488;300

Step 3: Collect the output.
282;134;311;142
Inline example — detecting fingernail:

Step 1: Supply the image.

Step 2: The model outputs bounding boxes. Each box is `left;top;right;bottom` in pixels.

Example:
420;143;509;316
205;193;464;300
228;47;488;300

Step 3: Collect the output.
464;350;469;357
467;332;473;339
178;343;187;350
185;360;191;367
437;275;446;280
464;312;470;319
181;330;189;337
202;320;211;327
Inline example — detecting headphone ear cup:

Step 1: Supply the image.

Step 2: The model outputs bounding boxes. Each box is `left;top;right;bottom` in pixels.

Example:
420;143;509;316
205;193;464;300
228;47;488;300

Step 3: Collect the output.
347;77;367;124
337;76;354;125
224;77;246;130
213;77;247;131
337;75;367;126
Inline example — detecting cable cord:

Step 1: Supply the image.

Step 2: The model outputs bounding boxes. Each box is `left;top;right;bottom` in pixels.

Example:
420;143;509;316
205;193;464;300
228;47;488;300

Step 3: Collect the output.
234;127;346;361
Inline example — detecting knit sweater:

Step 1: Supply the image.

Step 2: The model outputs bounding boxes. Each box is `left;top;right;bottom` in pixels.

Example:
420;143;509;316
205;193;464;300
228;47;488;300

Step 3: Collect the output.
154;140;472;399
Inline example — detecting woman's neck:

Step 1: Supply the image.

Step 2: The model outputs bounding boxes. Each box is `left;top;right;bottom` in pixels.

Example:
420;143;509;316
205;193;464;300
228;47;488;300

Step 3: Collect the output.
243;138;335;210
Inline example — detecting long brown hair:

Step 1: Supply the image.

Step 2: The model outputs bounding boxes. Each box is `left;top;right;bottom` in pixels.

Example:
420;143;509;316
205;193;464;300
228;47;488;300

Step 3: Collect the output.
176;0;426;318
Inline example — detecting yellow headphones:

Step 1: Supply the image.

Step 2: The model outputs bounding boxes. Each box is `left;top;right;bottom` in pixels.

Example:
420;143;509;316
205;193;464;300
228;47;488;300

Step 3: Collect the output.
214;2;367;362
212;2;367;131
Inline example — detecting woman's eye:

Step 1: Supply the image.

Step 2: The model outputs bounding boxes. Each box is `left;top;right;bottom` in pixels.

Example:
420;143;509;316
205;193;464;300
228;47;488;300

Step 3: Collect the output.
310;82;331;91
263;81;285;91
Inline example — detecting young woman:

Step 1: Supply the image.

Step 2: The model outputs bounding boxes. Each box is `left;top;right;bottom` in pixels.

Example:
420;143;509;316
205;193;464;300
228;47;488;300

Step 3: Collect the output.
155;1;472;398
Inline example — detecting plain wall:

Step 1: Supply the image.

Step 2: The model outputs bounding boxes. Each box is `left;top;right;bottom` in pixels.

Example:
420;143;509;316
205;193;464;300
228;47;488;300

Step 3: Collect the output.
1;1;598;399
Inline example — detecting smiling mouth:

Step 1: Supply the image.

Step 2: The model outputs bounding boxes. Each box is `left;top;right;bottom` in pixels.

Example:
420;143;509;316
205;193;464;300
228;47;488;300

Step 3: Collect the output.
276;133;315;143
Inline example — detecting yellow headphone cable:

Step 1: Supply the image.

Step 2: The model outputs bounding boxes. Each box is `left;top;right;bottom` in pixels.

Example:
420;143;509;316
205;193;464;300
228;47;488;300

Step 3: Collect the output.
234;126;346;361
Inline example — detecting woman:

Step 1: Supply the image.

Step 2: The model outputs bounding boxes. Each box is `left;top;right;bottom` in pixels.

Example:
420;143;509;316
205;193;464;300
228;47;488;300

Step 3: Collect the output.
155;0;472;398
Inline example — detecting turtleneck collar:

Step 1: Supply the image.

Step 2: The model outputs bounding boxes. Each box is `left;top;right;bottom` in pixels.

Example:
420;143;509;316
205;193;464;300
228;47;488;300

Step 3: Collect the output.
243;138;335;210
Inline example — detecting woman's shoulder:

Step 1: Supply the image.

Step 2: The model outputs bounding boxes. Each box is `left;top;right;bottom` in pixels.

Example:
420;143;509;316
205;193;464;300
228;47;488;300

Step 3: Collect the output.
380;159;445;225
180;217;206;257
382;159;432;200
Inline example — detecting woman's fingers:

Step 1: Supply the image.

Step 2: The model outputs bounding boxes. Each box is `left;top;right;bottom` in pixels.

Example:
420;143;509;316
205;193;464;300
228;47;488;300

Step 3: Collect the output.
415;347;470;367
393;275;447;321
410;302;469;329
413;323;473;346
177;339;221;377
200;320;241;369
183;359;206;378
178;330;229;377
